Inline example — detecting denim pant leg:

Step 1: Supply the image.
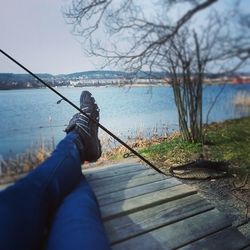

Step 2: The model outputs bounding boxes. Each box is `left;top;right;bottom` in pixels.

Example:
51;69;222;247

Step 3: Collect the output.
0;132;82;250
46;177;111;250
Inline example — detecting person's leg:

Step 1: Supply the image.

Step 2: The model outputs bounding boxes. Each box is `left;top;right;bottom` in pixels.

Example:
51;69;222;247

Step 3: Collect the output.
0;91;102;250
0;132;82;250
46;177;110;250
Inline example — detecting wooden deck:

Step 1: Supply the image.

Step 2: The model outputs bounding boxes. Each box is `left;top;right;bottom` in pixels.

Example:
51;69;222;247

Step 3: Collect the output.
83;162;250;250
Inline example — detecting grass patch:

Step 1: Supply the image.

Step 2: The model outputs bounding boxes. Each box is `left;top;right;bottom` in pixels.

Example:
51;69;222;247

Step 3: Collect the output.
102;117;250;175
204;117;250;173
1;117;249;184
139;137;202;167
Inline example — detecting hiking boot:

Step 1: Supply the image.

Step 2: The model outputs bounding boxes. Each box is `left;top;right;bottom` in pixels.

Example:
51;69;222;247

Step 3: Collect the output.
65;91;101;162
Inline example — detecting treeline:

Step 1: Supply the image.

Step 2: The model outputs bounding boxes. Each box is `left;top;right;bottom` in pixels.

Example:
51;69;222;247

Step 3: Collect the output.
0;73;67;90
1;71;249;90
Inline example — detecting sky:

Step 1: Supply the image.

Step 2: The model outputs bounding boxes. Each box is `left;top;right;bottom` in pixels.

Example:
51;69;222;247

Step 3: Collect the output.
0;0;249;75
0;0;100;74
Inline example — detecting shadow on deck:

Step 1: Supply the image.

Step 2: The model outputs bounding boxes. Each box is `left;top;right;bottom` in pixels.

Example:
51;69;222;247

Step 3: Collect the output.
83;162;250;250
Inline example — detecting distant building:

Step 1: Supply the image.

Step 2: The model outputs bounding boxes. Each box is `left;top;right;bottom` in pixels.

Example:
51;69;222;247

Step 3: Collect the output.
231;76;250;84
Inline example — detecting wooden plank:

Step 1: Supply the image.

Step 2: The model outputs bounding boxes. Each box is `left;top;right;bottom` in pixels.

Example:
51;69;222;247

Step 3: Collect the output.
179;227;250;250
105;194;214;244
87;168;157;186
101;184;197;220
85;164;149;181
112;209;232;250
83;162;140;174
92;172;171;196
97;178;181;206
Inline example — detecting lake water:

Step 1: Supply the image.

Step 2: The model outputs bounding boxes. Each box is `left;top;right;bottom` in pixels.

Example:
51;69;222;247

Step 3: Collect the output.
0;84;250;158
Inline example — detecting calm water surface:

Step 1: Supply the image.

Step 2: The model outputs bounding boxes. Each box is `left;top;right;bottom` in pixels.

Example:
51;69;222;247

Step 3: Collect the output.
0;84;250;158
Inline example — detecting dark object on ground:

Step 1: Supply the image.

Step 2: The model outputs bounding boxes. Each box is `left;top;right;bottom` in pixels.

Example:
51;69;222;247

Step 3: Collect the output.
169;157;230;180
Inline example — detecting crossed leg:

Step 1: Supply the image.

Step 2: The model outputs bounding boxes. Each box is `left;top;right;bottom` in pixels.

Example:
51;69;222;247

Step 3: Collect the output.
0;132;110;250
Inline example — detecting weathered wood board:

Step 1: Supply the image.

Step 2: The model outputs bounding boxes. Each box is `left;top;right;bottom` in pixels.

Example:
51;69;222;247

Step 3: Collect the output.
83;162;250;250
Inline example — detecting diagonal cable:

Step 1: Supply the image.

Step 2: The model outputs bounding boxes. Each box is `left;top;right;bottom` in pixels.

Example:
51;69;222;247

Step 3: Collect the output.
0;49;165;175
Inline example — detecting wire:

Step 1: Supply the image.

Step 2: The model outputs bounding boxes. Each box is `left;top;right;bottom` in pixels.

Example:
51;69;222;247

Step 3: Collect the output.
0;49;165;175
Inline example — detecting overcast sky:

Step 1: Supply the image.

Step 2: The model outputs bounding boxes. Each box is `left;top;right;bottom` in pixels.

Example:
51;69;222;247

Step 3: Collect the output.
0;0;100;74
1;0;249;75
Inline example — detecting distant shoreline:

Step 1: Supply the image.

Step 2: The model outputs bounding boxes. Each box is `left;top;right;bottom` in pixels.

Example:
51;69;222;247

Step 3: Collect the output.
1;81;250;90
1;70;250;90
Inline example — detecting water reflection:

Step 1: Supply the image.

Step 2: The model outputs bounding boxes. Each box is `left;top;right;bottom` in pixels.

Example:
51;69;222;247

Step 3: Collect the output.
233;89;250;117
0;84;250;158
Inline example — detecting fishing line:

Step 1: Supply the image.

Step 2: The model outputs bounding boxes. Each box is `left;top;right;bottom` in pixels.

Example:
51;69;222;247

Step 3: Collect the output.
0;49;165;175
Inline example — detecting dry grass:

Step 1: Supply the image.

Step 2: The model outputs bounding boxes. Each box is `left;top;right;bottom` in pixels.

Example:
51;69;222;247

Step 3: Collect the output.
1;118;249;185
0;125;170;182
97;117;250;177
96;130;181;166
234;91;250;106
0;144;51;184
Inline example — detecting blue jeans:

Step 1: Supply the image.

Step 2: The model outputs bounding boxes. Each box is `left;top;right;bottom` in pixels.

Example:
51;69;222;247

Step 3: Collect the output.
0;132;110;250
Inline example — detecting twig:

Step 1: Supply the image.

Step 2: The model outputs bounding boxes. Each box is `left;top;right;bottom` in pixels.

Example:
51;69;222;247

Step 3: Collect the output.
231;191;249;221
232;173;249;191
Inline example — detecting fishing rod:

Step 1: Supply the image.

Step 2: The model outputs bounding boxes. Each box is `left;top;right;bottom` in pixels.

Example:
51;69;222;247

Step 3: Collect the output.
0;49;165;175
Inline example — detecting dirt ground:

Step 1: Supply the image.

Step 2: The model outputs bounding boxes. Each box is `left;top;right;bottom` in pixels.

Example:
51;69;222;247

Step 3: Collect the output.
181;175;250;240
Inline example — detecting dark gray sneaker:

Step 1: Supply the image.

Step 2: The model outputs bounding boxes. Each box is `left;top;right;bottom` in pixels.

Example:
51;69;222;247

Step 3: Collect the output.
65;91;101;162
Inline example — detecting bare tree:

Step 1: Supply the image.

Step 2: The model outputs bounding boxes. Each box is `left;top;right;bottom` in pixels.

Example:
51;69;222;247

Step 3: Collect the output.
152;10;225;142
64;0;250;143
164;30;205;142
64;0;218;69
